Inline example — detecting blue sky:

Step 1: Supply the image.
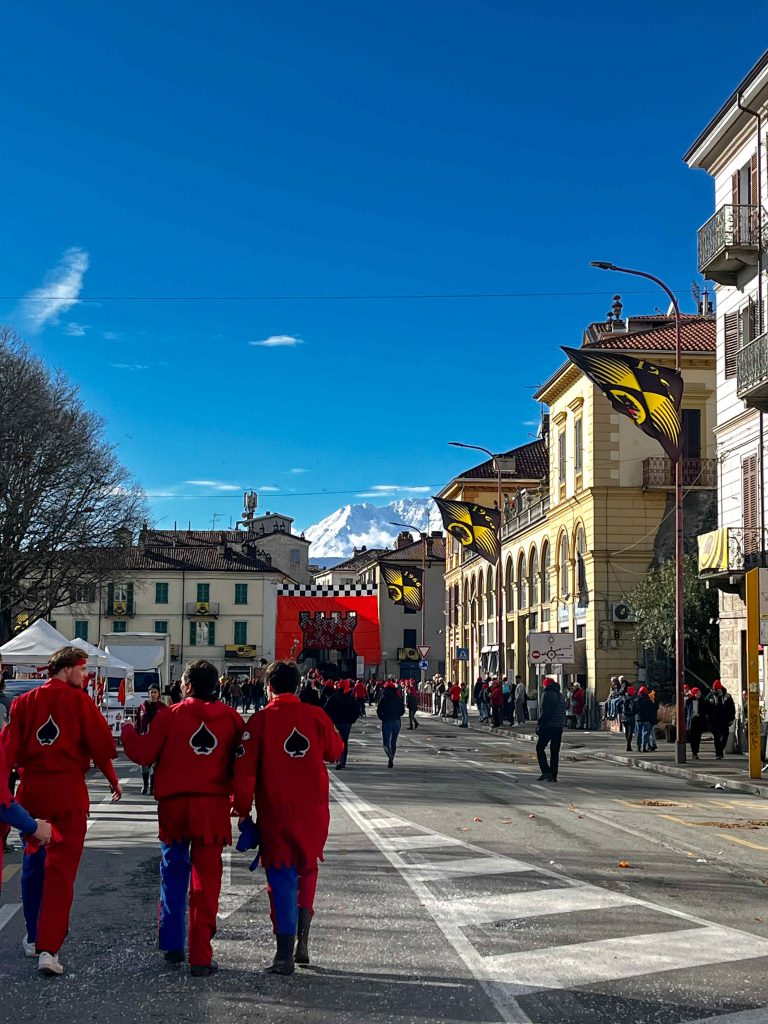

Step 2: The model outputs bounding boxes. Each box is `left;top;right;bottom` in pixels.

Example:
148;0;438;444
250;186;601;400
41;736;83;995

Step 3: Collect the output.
1;3;764;531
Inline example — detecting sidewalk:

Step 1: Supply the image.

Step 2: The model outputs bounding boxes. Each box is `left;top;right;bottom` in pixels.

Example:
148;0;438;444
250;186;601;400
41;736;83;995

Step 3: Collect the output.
430;708;768;797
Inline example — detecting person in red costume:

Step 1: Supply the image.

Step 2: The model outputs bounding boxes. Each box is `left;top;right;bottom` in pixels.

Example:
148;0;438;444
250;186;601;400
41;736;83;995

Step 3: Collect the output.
121;659;242;976
233;660;344;976
135;682;169;795
0;730;52;893
2;646;121;977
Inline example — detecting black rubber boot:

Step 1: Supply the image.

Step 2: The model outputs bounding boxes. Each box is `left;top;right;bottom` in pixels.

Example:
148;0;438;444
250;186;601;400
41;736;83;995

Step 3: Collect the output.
267;934;295;975
295;908;313;966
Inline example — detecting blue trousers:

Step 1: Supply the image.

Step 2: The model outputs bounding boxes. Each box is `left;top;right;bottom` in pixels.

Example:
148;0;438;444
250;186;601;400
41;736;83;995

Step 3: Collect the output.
21;846;46;943
382;719;401;760
159;839;222;965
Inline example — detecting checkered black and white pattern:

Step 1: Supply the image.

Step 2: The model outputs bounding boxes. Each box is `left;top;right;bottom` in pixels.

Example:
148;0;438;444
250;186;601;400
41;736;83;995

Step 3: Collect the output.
278;583;376;597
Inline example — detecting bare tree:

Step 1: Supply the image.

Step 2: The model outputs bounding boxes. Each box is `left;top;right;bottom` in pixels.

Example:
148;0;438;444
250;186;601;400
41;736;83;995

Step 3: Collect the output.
0;327;148;641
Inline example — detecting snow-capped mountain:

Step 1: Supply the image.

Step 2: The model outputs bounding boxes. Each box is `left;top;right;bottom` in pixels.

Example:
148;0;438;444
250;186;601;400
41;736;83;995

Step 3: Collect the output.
304;498;443;558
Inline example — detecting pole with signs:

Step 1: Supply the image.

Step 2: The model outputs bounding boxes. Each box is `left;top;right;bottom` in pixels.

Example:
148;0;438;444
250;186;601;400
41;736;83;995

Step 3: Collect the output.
745;568;764;779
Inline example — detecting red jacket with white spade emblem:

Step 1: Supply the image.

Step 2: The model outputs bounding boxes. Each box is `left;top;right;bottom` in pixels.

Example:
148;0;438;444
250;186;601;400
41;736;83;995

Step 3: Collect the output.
122;697;243;844
233;693;344;871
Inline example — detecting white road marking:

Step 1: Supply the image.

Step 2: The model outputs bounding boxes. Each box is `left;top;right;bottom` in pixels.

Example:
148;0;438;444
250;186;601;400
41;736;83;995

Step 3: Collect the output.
435;886;632;926
0;904;21;933
367;816;407;829
684;1010;768;1024
404;856;532;880
218;849;258;921
380;833;465;851
483;925;768;991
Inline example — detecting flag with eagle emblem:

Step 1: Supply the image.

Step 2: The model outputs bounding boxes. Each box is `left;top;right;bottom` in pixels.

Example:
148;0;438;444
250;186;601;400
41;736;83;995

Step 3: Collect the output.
380;563;424;610
433;497;500;565
562;347;683;461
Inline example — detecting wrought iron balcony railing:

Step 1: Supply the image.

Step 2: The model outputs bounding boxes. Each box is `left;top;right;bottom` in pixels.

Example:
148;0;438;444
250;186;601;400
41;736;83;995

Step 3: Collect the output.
698;526;768;575
642;457;716;489
737;330;768;408
185;601;221;617
697;204;762;281
502;495;550;540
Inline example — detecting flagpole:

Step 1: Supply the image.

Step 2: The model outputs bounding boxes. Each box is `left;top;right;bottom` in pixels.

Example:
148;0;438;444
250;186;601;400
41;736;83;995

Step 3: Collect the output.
590;262;687;764
448;442;504;681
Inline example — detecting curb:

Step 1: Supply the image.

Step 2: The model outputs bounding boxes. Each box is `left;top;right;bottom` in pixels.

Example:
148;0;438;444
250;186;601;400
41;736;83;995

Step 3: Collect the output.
444;715;768;798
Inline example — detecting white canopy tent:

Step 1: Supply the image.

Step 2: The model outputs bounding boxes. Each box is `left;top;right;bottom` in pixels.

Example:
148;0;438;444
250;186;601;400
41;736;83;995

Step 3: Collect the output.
69;637;135;678
0;619;70;664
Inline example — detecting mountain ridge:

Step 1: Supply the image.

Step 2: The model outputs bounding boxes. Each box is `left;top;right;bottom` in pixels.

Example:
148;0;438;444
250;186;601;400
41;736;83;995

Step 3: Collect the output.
304;498;443;558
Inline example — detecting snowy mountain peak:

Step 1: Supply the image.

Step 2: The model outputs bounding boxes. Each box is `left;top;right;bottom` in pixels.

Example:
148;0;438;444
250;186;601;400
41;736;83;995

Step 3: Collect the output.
304;498;443;558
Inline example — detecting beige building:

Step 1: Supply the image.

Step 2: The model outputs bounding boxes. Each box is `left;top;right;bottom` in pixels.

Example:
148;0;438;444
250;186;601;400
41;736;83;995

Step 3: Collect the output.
445;306;717;706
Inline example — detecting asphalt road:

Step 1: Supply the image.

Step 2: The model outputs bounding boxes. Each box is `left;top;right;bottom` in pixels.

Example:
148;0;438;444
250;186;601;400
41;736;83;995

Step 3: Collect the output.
2;710;768;1024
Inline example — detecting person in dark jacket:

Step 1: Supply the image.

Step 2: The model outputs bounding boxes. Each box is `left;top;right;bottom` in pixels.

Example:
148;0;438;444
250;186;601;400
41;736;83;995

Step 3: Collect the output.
299;680;321;706
707;680;736;759
489;678;504;728
135;684;169;794
323;681;360;770
405;685;419;730
619;686;637;752
536;678;566;782
377;681;405;768
634;686;656;753
320;681;336;707
686;688;706;759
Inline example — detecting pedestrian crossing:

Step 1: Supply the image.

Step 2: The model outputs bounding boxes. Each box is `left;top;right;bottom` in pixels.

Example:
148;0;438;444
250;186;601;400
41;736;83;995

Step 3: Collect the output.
331;776;768;1021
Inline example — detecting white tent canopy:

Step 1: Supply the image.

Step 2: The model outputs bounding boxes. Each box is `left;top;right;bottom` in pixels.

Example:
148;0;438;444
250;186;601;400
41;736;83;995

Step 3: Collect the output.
69;637;135;678
0;619;69;664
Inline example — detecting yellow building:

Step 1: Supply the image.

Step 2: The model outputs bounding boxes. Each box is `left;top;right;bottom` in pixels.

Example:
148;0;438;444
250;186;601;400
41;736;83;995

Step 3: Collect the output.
444;304;717;706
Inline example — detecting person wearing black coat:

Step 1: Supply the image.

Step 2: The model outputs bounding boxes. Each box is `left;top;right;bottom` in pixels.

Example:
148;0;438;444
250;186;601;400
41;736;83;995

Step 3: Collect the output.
707;680;736;759
536;678;566;782
618;686;638;752
299;681;321;706
377;682;405;768
324;683;360;769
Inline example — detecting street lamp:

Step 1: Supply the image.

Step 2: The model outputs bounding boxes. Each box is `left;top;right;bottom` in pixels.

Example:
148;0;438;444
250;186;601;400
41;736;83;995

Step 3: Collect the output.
389;521;428;684
448;442;510;681
589;261;687;764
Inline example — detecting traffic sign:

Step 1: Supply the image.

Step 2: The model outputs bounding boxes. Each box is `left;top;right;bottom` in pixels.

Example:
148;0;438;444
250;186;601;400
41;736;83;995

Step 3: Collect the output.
527;631;574;665
418;659;430;670
417;644;431;659
456;647;469;661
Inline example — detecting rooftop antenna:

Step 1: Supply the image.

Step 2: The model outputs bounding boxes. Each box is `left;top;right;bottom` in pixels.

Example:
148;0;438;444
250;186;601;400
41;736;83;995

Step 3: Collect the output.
211;513;224;529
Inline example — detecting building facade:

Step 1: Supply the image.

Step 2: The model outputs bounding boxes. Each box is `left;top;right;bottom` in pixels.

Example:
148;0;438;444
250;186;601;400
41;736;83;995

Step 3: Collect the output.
685;52;768;696
445;310;716;703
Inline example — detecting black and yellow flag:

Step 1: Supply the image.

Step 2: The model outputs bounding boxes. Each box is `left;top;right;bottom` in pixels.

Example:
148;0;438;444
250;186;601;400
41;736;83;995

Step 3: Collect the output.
433;497;500;564
380;563;424;610
562;347;683;461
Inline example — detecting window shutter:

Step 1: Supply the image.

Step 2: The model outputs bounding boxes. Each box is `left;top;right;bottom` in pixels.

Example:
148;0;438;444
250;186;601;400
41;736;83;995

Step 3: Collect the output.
751;153;758;207
749;295;761;341
732;171;740;206
724;311;739;379
107;582;114;611
189;621;196;646
743;455;758;557
208;622;216;647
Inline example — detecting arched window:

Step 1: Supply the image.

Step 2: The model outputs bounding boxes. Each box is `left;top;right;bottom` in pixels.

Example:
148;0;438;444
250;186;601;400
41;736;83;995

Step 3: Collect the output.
517;552;527;609
575;526;587;596
486;566;494;618
453;583;460;625
505;556;514;614
541;539;551;603
529;547;539;607
559;532;570;599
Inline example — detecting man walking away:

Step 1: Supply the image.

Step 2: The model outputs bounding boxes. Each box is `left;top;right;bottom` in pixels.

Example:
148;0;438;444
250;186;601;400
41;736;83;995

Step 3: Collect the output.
708;680;735;760
353;679;367;718
449;681;461;719
490;678;503;728
377;681;405;768
634;686;655;753
324;680;359;770
536;678;566;783
619;685;637;752
3;647;121;977
458;682;469;728
514;676;526;725
570;682;586;730
686;688;706;760
122;659;243;977
405;685;419;730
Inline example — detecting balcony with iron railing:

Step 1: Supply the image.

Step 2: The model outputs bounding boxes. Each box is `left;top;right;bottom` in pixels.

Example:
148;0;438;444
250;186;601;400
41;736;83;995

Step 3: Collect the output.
737;330;768;411
185;601;221;617
501;495;550;540
104;598;136;617
697;204;762;285
642;457;716;490
698;526;768;589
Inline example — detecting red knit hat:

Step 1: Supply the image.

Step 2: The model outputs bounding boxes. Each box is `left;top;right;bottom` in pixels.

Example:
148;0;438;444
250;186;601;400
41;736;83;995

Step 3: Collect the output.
638;686;648;695
626;686;636;696
712;680;723;690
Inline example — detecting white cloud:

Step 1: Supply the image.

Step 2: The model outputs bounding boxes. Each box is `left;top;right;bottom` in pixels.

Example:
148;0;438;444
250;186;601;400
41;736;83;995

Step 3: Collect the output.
523;420;539;427
367;484;432;494
18;247;90;332
290;468;307;474
103;331;121;341
249;335;303;348
64;321;88;337
259;485;280;493
110;363;150;371
185;480;241;492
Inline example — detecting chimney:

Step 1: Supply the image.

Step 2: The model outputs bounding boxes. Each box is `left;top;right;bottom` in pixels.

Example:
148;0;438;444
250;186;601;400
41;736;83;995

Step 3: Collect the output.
396;531;412;550
609;294;624;331
431;531;442;538
699;289;714;317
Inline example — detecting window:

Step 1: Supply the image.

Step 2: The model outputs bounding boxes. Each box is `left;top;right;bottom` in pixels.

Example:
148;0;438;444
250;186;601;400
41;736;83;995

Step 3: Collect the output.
290;549;301;564
529;548;538;607
486;568;494;618
517;554;527;610
541;540;551;603
196;583;210;603
574;417;583;476
74;620;89;641
234;583;248;605
682;409;702;460
558;431;566;483
154;620;168;634
109;581;134;615
49;619;57;630
73;584;96;603
743;453;758;555
234;621;248;645
155;582;169;604
505;557;514;614
190;621;215;646
403;628;417;648
559;534;570;598
113;621;127;633
575;527;587;595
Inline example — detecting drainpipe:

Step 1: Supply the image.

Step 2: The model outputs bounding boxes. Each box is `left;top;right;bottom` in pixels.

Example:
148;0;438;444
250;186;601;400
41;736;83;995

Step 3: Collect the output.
738;92;766;564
